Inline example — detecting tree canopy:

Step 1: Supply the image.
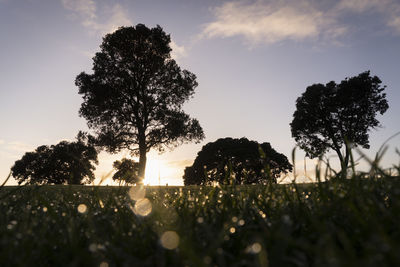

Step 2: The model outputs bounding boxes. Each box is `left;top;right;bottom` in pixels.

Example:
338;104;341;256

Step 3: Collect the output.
290;71;389;175
76;24;204;182
11;137;98;185
183;137;292;185
112;158;140;185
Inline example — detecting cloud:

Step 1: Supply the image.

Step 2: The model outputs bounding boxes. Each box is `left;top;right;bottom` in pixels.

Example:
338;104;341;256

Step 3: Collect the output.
389;16;400;33
336;0;400;33
201;0;400;45
62;1;188;59
165;159;193;168
96;4;133;34
61;0;96;19
6;141;34;153
336;0;388;13
61;0;132;35
0;141;34;161
201;0;345;45
170;40;187;61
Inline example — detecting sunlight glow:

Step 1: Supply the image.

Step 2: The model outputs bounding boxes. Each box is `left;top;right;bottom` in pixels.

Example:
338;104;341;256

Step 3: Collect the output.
143;159;175;186
93;154;184;186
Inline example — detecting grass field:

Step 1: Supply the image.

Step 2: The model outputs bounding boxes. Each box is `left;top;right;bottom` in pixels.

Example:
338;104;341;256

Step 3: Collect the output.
1;171;400;266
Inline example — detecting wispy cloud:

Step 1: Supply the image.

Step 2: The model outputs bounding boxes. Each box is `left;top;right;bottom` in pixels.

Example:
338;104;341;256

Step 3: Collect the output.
61;0;132;35
0;141;34;161
62;1;188;59
336;0;389;13
170;40;187;61
336;0;400;34
201;0;400;45
61;0;96;19
165;159;193;168
6;141;34;153
61;0;187;61
100;4;133;34
389;16;400;33
201;0;345;45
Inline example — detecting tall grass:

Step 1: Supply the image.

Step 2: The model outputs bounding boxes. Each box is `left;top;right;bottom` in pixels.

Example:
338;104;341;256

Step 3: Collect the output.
0;148;399;266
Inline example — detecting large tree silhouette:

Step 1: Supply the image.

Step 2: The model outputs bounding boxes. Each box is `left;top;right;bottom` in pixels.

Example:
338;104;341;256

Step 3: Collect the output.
291;71;389;176
11;136;98;185
76;24;204;181
183;137;292;185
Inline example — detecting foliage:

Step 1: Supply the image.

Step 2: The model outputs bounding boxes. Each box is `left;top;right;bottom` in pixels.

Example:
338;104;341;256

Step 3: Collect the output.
11;138;98;185
112;158;140;185
291;71;389;174
183;137;292;185
76;24;204;181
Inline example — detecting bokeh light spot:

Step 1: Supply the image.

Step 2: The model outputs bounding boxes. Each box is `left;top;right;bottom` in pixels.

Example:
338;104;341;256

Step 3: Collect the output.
160;231;180;250
129;185;146;201
247;242;262;254
78;204;87;213
132;198;152;216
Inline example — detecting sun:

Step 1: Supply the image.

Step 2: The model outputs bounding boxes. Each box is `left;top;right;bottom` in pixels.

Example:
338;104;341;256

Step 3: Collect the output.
142;159;182;186
93;153;182;186
143;159;165;186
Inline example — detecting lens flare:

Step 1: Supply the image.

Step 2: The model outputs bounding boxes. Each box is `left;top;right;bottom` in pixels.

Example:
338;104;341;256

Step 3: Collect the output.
132;198;152;216
246;242;262;254
128;185;146;201
160;231;179;250
77;204;87;213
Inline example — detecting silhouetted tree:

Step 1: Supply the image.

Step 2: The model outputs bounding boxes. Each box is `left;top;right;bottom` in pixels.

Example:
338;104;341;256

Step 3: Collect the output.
183;137;292;185
11;136;98;185
291;71;389;176
112;158;140;185
76;24;204;182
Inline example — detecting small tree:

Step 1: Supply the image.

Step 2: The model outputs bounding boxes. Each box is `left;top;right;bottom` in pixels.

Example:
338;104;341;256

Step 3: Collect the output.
11;136;98;185
76;24;204;182
290;71;389;176
112;158;140;185
183;137;292;185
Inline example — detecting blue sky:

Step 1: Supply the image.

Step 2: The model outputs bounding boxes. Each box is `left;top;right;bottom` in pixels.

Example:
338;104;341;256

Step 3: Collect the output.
1;0;399;185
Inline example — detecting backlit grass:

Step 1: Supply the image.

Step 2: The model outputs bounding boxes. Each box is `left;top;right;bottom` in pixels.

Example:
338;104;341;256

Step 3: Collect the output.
1;150;400;266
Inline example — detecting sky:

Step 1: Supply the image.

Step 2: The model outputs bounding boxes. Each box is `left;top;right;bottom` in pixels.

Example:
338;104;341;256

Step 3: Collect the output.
1;0;400;186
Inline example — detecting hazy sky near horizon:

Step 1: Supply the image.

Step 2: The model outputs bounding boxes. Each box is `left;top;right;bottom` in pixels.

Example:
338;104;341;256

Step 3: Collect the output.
1;0;400;185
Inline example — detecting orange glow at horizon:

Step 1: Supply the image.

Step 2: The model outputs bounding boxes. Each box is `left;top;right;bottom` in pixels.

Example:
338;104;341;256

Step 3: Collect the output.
143;159;176;186
93;152;187;186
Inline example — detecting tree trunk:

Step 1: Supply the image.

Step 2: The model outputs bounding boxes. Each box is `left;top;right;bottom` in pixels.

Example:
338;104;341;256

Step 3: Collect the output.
336;144;350;179
342;143;351;178
138;146;147;183
137;128;147;183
